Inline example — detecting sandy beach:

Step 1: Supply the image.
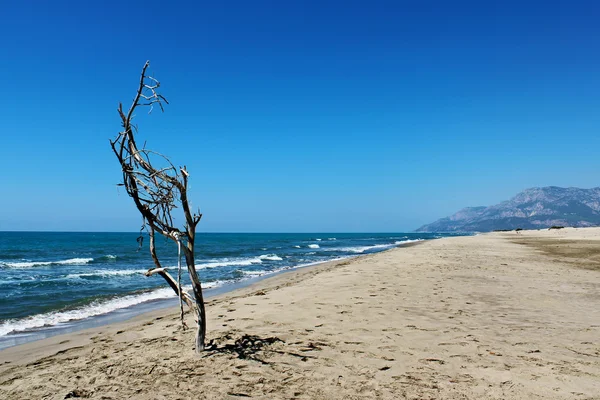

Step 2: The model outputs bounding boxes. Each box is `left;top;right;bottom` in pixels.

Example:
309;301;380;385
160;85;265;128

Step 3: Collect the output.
1;229;599;399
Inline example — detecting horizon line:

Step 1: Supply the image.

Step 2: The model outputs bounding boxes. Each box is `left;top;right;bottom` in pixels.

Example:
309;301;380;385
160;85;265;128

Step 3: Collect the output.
0;230;419;234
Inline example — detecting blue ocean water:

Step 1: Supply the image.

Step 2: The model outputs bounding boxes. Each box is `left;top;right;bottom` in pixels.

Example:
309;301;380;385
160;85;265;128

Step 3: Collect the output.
0;232;457;345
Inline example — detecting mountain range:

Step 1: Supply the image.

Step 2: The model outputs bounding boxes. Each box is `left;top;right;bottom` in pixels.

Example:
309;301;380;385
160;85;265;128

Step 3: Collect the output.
416;186;600;232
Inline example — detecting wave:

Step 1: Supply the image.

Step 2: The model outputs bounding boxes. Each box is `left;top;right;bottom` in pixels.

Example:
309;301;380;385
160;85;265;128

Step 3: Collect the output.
322;244;395;253
235;255;351;280
0;258;94;269
293;257;349;269
293;245;301;248
394;239;423;245
194;256;264;269
193;253;284;270
66;269;146;279
259;254;282;261
238;269;269;277
316;238;322;241
321;240;423;254
308;244;320;249
328;238;336;241
101;255;118;260
0;281;225;337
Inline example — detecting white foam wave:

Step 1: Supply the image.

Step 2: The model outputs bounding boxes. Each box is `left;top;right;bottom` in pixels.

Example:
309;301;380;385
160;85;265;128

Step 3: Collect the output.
293;245;301;248
239;255;351;285
0;258;94;269
394;239;423;245
328;238;336;241
259;254;283;261
308;244;320;249
323;244;395;253
0;281;224;337
316;238;322;241
66;269;146;279
193;254;283;270
320;240;422;254
195;257;263;269
203;281;223;289
239;269;269;277
294;257;350;269
236;256;351;281
103;255;117;259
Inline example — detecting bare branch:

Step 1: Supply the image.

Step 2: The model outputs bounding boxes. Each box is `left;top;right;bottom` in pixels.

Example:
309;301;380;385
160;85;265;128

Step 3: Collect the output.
111;61;206;352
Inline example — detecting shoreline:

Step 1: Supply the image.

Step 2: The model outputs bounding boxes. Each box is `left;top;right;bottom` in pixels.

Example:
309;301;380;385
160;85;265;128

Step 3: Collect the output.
0;236;428;350
0;240;426;362
2;229;598;399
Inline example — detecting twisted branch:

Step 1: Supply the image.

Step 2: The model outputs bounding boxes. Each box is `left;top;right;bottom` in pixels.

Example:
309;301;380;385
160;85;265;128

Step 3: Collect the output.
110;61;205;349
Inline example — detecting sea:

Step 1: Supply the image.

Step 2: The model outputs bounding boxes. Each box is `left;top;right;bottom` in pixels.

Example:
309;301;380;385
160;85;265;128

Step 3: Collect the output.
0;232;458;349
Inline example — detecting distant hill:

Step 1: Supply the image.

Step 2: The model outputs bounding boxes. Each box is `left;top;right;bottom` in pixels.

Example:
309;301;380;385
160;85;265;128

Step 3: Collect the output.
416;186;600;232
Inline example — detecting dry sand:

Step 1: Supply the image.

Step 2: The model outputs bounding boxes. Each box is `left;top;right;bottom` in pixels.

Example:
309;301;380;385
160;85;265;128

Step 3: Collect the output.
1;228;599;399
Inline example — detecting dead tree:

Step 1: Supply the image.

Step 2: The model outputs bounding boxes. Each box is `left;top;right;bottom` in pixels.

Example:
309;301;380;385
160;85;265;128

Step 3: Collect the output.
110;61;207;352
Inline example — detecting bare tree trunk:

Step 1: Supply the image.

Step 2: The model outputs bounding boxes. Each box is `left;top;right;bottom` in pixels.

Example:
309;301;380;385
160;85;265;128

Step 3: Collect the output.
183;237;206;352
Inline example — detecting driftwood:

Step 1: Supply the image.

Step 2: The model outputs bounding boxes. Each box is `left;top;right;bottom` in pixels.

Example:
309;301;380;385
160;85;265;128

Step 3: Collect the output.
110;61;207;352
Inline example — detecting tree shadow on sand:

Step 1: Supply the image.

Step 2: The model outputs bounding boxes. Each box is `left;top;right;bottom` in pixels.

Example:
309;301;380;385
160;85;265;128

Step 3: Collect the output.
201;334;315;365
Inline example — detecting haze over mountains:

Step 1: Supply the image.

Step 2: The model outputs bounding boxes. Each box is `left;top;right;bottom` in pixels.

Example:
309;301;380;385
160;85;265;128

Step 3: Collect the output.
416;187;600;232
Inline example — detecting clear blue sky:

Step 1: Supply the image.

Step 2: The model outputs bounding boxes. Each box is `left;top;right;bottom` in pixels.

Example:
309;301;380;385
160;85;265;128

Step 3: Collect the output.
1;0;599;232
